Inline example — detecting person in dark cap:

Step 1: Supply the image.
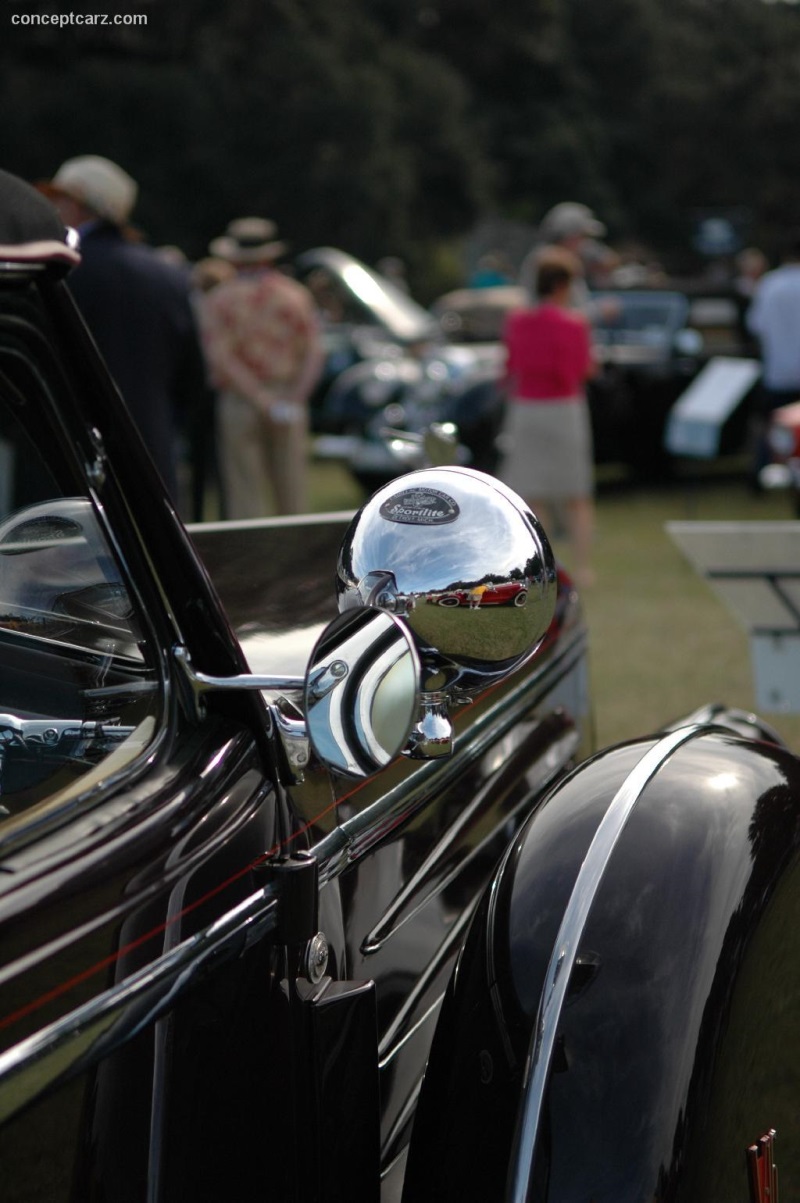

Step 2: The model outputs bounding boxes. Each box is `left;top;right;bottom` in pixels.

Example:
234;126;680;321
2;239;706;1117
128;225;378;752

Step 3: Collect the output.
41;155;207;509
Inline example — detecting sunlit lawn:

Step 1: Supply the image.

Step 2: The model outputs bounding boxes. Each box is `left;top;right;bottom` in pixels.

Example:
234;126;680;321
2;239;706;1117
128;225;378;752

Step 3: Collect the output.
308;457;365;514
579;467;800;752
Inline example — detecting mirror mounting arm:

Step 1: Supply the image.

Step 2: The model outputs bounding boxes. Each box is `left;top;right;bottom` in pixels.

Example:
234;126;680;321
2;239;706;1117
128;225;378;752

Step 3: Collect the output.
269;698;311;784
173;646;311;781
173;645;304;699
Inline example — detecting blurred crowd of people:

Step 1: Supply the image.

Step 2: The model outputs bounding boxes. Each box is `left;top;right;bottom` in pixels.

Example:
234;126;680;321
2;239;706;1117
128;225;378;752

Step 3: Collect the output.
29;154;796;582
30;155;622;552
480;200;797;582
38;154;325;523
469;201;668;296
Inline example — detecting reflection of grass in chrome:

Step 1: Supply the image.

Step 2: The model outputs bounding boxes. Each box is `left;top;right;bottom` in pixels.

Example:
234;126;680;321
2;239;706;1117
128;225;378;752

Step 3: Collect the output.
409;598;537;662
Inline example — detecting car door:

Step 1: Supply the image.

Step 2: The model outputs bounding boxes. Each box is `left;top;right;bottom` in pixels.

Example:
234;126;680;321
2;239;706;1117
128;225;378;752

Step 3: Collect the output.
0;277;285;1202
193;513;592;1193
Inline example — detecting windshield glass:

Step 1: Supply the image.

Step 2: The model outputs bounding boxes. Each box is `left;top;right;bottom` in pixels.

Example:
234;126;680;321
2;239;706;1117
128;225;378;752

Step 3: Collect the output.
0;350;160;839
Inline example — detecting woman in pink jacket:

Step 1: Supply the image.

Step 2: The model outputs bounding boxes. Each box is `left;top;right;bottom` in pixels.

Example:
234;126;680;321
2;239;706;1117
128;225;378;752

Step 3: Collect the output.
501;246;598;587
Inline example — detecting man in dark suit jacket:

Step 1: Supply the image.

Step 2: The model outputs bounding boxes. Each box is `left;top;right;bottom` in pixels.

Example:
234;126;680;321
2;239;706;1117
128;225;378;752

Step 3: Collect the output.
42;156;207;507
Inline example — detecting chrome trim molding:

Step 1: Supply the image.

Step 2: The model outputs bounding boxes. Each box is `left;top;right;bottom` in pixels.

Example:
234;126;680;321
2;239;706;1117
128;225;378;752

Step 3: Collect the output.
362;725;580;954
0;884;279;1124
378;903;474;1065
314;632;587;886
507;722;704;1203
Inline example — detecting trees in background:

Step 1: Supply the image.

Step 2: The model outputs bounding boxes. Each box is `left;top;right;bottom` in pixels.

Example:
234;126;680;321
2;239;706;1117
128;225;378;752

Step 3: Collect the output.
3;0;800;293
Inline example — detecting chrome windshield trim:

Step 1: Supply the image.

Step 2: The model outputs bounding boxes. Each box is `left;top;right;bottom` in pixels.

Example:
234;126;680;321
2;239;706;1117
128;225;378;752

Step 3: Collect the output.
0;884;278;1124
507;722;704;1203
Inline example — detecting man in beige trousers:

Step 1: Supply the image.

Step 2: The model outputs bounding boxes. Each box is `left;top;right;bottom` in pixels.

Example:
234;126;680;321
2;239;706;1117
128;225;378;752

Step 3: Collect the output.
200;217;324;518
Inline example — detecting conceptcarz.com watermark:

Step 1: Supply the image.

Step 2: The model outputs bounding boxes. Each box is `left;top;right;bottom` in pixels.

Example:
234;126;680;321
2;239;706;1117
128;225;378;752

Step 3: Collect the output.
9;8;148;25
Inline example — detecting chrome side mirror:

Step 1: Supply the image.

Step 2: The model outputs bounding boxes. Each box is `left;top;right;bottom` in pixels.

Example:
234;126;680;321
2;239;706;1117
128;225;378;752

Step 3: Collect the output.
304;608;420;777
177;467;555;775
336;466;556;758
176;609;420;782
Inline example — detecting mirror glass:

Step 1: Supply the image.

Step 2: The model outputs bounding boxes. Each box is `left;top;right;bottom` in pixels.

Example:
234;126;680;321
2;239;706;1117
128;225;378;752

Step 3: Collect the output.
305;608;420;778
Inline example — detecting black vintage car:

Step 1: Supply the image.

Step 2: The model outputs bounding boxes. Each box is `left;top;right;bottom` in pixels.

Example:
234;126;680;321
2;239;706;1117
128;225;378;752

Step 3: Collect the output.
0;170;797;1203
432;284;754;482
296;248;506;489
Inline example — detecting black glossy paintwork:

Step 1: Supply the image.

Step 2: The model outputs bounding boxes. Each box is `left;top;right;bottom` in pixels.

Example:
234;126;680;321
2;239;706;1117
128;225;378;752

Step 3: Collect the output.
0;268;287;1201
0;254;592;1203
188;515;349;678
404;726;800;1201
194;513;591;1170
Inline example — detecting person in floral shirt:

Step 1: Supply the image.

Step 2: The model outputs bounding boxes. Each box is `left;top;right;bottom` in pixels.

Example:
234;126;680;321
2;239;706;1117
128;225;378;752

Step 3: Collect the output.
200;217;323;517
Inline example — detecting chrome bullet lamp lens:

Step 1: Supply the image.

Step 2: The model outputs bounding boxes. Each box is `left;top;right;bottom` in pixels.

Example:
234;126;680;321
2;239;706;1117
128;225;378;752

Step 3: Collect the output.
336;466;557;697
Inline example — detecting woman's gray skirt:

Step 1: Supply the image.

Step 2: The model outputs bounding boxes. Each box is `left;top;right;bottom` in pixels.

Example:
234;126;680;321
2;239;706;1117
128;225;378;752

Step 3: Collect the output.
499;396;594;500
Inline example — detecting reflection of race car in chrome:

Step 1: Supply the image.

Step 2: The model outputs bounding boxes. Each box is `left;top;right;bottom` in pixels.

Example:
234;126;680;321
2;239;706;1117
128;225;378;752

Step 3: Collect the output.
428;581;528;608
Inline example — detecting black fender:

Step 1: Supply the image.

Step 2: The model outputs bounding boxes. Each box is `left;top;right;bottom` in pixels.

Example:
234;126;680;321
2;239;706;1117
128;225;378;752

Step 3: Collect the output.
403;711;800;1201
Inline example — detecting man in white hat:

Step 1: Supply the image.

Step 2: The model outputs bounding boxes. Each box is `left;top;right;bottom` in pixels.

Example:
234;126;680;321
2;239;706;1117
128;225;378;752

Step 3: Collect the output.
520;201;617;306
199;217;324;518
43;155;138;229
538;201;607;245
42;155;207;509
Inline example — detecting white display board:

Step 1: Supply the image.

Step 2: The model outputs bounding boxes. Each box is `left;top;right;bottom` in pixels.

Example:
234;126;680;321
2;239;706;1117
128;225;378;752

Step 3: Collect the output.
667;521;800;713
664;357;761;459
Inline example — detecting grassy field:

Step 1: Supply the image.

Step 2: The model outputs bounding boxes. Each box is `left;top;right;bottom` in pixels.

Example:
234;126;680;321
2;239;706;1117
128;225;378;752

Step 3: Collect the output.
308;456;800;754
579;469;800;751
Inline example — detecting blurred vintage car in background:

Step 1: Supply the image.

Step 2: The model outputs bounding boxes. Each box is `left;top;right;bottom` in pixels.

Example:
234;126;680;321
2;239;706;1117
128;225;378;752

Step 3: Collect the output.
433;283;757;482
296;251;759;493
295;249;507;491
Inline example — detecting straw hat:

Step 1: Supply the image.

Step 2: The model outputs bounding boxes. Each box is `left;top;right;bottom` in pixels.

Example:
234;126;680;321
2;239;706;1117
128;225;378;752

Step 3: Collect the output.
209;217;287;263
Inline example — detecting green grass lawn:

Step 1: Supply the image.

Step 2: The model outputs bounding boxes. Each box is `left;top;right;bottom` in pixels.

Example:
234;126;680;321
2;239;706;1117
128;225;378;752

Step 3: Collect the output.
308;459;365;513
564;470;800;752
307;456;800;755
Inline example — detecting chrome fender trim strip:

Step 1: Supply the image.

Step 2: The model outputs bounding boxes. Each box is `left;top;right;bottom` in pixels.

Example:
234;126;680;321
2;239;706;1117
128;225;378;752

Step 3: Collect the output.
506;722;704;1203
0;886;278;1124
